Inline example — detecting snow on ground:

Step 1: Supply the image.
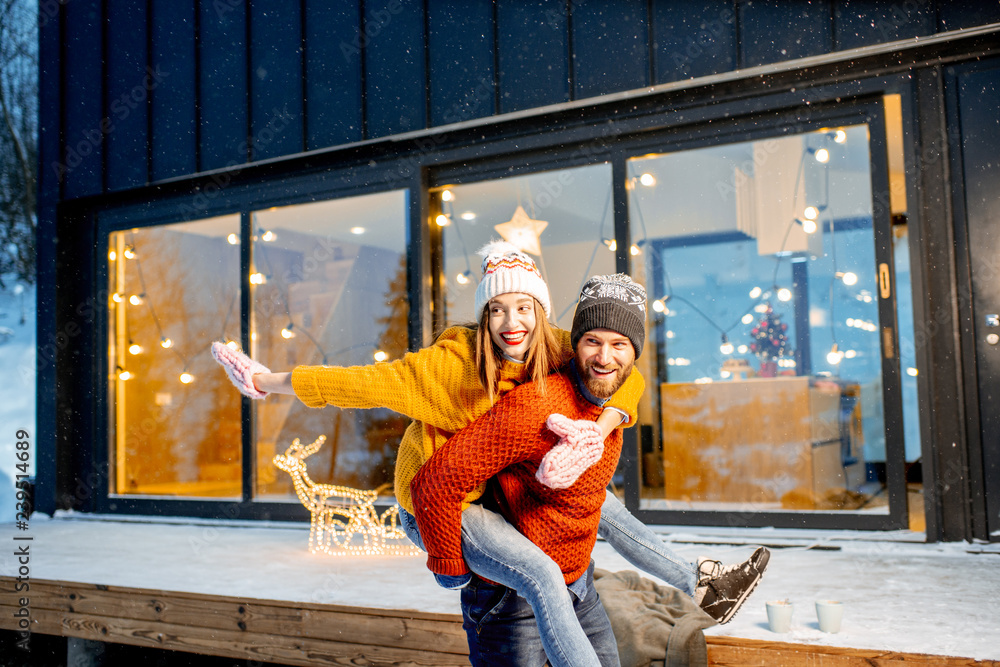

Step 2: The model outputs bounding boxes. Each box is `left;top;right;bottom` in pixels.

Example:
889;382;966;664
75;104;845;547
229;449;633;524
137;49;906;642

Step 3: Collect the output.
0;281;36;524
2;514;998;661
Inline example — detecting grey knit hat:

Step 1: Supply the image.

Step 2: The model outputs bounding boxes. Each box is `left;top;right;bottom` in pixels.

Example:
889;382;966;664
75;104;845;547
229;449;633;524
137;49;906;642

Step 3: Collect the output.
571;274;647;358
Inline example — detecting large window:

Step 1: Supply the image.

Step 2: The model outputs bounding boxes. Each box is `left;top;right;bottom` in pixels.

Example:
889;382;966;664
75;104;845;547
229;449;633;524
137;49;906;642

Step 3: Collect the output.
435;163;616;331
629;120;909;522
251;192;409;499
107;190;409;501
108;215;243;497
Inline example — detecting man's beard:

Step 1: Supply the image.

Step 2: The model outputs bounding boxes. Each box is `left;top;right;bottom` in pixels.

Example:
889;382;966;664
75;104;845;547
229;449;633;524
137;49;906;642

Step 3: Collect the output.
581;358;634;399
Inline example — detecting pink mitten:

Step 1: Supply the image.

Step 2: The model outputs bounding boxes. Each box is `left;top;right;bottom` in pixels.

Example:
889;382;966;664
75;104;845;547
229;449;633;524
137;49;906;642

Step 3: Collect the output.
536;413;605;490
211;342;271;399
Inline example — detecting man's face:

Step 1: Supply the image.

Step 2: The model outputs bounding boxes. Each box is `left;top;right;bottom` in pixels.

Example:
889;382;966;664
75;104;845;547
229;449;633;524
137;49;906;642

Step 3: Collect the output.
575;328;636;399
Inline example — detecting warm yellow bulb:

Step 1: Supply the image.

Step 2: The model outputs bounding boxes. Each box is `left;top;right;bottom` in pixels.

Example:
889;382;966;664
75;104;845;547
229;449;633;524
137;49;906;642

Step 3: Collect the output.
123;247;136;259
160;337;173;349
179;372;195;384
373;350;389;362
777;288;792;301
226;340;239;350
455;272;470;285
281;327;296;339
630;244;641;256
350;226;365;235
108;250;117;261
250;273;266;285
841;271;858;286
814;148;830;163
441;190;454;202
604;239;617;252
118;370;133;381
834;129;847;143
128;343;143;355
801;218;817;234
639;173;656;187
435;214;451;227
262;230;275;242
112;292;124;303
652;299;665;313
129;294;144;306
804;206;819;220
227;233;238;245
720;342;734;355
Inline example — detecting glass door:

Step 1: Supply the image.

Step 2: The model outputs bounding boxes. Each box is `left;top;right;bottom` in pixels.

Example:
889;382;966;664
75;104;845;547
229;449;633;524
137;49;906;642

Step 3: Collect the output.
627;108;908;529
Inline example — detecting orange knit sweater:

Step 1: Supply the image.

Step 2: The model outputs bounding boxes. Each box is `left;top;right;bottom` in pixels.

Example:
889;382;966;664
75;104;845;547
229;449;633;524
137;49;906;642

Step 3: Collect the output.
410;366;623;585
290;326;644;513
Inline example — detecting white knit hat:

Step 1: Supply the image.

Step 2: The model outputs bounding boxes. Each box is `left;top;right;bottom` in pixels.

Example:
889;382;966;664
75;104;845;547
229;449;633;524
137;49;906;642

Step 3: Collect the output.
474;240;551;318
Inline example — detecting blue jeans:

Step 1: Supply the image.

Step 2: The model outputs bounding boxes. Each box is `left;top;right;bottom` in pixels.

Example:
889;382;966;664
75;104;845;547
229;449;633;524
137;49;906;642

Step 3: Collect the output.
461;560;619;667
400;492;695;667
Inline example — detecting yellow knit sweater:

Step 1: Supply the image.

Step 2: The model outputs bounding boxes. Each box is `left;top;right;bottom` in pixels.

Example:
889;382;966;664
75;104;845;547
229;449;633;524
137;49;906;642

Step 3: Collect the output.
291;326;645;513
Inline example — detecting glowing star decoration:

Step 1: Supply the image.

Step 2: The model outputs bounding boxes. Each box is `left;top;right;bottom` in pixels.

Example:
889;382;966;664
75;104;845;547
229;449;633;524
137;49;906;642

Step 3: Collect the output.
494;206;548;256
273;436;422;557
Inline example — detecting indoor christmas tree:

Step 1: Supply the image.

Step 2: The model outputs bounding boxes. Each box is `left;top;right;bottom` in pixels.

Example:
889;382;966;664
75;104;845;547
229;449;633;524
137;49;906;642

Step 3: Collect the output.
749;304;790;376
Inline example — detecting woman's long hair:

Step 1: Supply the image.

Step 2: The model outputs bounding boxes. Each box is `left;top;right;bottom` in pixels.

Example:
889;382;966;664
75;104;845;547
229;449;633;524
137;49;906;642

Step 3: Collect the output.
475;298;563;404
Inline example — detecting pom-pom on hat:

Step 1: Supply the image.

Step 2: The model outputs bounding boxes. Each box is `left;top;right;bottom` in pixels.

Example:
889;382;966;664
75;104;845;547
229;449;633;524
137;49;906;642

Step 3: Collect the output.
571;274;647;358
474;240;552;318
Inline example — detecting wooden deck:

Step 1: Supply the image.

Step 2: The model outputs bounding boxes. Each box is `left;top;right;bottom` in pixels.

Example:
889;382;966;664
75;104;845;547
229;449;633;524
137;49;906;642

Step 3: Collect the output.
2;576;996;667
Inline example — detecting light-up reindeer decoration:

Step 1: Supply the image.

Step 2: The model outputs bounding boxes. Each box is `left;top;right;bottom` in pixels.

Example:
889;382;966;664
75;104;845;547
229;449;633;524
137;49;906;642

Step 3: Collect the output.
273;435;421;556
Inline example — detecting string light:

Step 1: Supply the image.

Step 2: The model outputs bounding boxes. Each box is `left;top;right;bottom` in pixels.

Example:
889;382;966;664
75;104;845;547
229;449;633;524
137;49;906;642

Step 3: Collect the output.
160;337;173;349
639;173;656;187
373;350;389;362
837;271;858;286
804;206;819;220
798;217;818;234
227;233;239;245
179;372;195;384
108;250;117;261
116;366;133;381
460;211;476;221
455;270;472;285
129;293;145;306
749;286;762;299
112;292;124;303
273;436;422;557
281;323;296;339
128;342;143;355
350;226;365;234
225;340;239;350
123;246;136;259
249;272;266;285
719;334;734;355
603;238;617;252
833;129;847;143
441;190;454;202
435;214;451;227
629;244;641;256
777;287;792;302
827;344;844;365
261;230;276;242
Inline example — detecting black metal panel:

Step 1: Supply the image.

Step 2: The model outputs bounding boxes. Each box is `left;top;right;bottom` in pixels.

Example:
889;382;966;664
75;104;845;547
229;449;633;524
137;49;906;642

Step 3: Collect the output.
34;1;63;516
364;0;428;138
913;66;967;542
834;0;935;51
496;0;569;113
651;1;737;84
105;0;149;191
738;0;833;68
150;0;198;180
61;0;104;198
938;3;1000;32
428;0;496;126
951;62;1000;541
199;0;249;170
304;1;363;150
248;0;305;160
570;0;650;100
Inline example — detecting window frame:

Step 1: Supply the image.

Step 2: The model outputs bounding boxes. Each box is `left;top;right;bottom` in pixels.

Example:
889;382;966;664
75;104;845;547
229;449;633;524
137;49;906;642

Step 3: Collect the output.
92;168;425;520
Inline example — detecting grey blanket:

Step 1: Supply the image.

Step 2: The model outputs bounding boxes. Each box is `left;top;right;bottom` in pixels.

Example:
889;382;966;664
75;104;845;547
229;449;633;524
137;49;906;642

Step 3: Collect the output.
593;569;718;667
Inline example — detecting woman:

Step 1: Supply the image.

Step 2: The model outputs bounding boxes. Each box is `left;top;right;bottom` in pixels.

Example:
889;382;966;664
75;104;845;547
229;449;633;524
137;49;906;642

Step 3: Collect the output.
214;242;711;667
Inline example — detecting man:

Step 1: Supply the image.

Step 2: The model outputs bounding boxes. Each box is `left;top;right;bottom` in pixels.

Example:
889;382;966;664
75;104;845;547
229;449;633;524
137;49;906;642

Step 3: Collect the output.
411;274;768;665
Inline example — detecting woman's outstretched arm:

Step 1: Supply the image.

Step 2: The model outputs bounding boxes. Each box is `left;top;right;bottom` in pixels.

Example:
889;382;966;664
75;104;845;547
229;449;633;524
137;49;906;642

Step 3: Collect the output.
252;372;293;395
